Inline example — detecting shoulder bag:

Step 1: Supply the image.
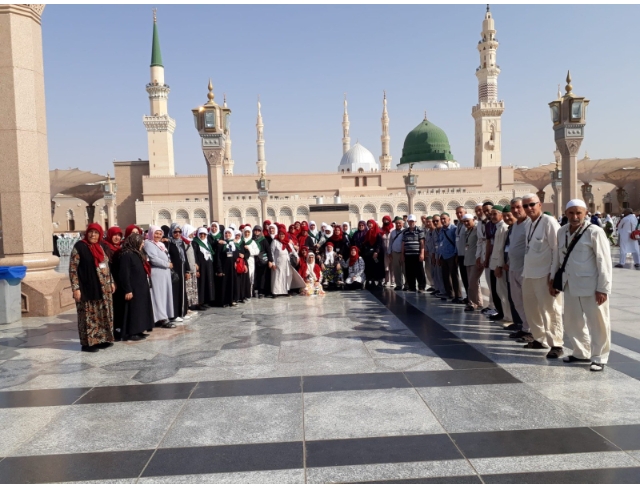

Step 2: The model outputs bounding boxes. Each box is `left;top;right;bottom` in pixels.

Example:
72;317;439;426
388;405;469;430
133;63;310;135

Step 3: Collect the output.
552;224;591;292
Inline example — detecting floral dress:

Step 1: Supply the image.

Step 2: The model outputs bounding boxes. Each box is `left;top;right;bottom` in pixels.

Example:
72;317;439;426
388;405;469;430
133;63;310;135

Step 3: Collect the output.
69;248;115;347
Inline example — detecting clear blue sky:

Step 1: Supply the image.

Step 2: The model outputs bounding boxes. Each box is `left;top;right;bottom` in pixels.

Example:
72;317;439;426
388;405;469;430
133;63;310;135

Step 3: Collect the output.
42;4;640;176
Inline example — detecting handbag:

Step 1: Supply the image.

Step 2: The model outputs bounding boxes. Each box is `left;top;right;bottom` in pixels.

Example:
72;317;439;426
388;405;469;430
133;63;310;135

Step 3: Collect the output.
552;224;591;292
170;268;180;284
257;252;268;266
631;222;640;241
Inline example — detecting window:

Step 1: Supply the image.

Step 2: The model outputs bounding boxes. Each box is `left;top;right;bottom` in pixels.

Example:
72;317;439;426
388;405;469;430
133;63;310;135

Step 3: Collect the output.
279;207;292;217
430;202;444;213
296;206;309;216
176;209;189;222
446;201;461;211
380;203;393;213
246;207;259;218
363;177;367;187
228;208;241;218
157;210;171;225
267;207;276;218
355;178;360;187
414;202;427;213
363;204;376;214
397;202;409;213
464;200;477;210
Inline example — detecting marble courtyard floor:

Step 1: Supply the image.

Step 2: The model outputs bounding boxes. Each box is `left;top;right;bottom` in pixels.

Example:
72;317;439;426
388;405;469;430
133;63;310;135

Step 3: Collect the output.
1;266;640;483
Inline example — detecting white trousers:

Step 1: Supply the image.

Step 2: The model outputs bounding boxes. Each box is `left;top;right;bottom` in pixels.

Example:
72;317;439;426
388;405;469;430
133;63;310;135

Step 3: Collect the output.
424;254;434;287
563;282;611;363
391;251;405;288
509;270;529;332
523;276;564;348
496;272;513;322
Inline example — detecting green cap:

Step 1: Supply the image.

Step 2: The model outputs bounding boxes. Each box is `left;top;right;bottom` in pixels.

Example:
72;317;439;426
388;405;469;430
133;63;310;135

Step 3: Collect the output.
440;212;450;217
502;205;511;213
543;211;552;216
425;216;433;220
492;205;504;212
393;216;403;222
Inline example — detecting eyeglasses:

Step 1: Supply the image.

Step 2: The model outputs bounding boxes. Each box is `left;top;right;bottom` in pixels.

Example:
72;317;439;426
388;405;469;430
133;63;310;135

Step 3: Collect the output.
173;230;182;234
524;202;538;208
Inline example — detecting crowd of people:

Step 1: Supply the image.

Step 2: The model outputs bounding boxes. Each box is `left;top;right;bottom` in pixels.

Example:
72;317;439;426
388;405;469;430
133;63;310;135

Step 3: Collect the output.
68;197;634;369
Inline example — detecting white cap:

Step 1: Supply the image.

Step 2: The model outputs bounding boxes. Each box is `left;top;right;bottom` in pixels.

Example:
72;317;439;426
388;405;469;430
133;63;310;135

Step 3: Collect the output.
462;214;474;220
407;214;417;222
566;198;587;210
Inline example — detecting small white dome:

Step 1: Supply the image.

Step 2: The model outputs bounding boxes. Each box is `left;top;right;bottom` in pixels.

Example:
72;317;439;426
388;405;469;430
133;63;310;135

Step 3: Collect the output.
432;162;449;170
338;143;379;172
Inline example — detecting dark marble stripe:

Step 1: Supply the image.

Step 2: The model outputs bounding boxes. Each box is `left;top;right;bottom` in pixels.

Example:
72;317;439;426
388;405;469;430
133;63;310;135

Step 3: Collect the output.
142;443;303;477
191;376;301;398
75;382;197;405
303;372;411;393
612;331;640;356
451;427;620;458
305;434;463;468
362;475;482;484
483;467;640;483
608;362;640;380
404;368;520;388
0;450;153;483
0;387;90;409
592;424;640;450
370;289;501;370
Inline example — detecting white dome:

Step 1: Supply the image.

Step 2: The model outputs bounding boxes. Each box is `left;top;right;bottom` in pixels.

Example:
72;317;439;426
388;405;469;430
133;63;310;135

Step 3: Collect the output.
432;162;449;170
338;143;379;172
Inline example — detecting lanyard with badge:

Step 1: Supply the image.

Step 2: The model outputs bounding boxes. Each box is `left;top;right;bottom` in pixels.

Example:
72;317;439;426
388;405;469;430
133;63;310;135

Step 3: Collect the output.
562;221;588;258
525;215;544;254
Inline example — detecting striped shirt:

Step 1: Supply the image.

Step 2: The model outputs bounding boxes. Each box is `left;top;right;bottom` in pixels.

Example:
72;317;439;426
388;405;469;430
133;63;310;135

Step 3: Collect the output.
402;227;424;256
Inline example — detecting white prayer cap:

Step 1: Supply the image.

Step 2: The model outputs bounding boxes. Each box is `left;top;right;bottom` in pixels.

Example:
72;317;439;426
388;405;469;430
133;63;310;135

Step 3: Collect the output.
462;214;474;220
407;214;417;222
566;198;587;210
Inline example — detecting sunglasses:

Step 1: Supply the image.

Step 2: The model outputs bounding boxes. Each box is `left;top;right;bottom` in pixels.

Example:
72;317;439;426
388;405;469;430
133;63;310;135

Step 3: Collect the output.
173;230;182;234
524;202;538;208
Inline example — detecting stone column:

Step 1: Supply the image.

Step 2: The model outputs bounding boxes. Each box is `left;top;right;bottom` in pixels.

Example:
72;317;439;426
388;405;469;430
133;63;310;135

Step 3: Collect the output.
259;196;267;224
105;196;116;227
551;183;562;218
86;205;95;224
0;5;73;316
536;190;546;204
204;149;224;224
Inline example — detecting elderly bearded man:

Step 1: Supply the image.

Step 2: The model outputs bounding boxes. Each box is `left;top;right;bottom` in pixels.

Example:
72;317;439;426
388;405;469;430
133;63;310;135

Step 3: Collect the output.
553;199;612;371
522;194;564;359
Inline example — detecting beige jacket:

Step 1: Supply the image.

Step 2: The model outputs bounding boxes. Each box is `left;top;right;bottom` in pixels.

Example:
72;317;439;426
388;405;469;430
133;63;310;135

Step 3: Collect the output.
489;220;508;270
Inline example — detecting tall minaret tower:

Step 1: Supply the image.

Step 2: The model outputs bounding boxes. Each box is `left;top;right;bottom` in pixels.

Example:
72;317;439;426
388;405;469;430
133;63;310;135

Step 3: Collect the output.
143;9;176;176
471;5;504;168
379;91;392;171
222;94;235;175
342;94;350;155
256;97;267;174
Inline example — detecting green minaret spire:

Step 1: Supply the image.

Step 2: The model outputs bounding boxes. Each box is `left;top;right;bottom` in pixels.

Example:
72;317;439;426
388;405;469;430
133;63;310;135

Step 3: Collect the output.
150;9;163;68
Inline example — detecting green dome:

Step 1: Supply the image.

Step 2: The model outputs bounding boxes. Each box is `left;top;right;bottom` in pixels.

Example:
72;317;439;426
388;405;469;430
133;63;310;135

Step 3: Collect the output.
399;118;455;165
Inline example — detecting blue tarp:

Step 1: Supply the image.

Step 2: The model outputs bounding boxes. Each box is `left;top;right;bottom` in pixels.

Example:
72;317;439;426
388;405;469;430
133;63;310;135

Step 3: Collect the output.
0;266;27;281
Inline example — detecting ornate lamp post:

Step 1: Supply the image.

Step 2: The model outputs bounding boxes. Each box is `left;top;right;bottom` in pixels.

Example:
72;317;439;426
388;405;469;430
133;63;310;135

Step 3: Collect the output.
403;164;418;215
255;170;270;223
192;80;231;223
103;173;117;227
549;71;589;210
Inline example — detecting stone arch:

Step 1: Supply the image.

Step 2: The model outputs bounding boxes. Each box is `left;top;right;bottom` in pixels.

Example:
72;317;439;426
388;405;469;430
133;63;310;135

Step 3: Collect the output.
414;202;427;213
446;200;461;211
279;206;293;226
296;206;309;217
363;203;377;214
464;200;477;210
349;205;360;214
279;207;293;217
176;209;189;224
228;207;242;218
498;198;510;207
193;209;207;228
157;209;171;226
429;201;444;213
245;207;259;218
397;202;409;214
379;203;393;214
267;207;276;219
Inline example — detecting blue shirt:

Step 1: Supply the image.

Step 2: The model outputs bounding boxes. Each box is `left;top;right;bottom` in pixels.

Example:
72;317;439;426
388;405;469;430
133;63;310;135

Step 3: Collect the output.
438;223;457;259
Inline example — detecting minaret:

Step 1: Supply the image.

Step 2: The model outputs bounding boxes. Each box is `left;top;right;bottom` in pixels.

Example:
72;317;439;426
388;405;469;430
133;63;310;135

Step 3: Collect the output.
143;9;176;176
256;97;267;174
379;90;392;171
342;93;350;155
471;5;504;168
222;94;234;175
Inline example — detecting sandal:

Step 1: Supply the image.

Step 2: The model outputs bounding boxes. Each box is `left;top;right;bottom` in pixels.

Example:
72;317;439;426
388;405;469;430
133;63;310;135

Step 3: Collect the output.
562;355;591;363
590;362;605;372
162;322;176;329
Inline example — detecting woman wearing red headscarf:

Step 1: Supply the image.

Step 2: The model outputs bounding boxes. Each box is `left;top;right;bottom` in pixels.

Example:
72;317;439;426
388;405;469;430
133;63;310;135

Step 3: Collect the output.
297;222;314;249
69;223;115;352
380;216;394;287
344;246;365;290
270;224;304;296
102;226;123;263
361;219;385;289
124;225;143;238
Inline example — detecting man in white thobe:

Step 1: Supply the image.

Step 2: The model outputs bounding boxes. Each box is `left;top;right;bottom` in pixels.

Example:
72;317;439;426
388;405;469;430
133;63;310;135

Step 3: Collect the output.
615;208;640;268
474;204;495;313
521;194;564;359
488;206;513;323
553;199;612;372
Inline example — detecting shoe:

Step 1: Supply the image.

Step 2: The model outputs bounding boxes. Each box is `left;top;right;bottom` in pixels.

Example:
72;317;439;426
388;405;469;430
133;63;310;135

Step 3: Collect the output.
516;333;534;343
482;308;497;316
635;264;640;268
546;347;564;359
614;264;624;268
451;297;465;304
183;314;193;320
162;322;177;328
503;323;520;331
523;340;546;349
127;334;145;341
590;362;605;372
418;289;427;294
171;317;184;323
481;307;491;314
231;302;238;307
463;298;470;305
394;286;402;291
97;342;114;349
427;287;436;292
81;345;99;353
464;305;476;312
436;293;448;299
563;355;591;363
510;330;528;339
489;314;504;321
258;294;265;299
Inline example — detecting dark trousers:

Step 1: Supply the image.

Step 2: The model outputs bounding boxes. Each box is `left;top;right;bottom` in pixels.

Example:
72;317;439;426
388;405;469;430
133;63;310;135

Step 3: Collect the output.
441;256;461;298
489;270;504;317
457;255;469;296
505;270;522;325
404;254;427;291
345;281;364;290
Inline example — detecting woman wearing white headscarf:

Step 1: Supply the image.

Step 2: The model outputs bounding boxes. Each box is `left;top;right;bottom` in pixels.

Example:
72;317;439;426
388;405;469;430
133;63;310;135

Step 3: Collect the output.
144;225;174;327
300;253;325;296
192;227;215;308
234;230;250;302
215;228;240;307
181;224;199;312
241;226;260;298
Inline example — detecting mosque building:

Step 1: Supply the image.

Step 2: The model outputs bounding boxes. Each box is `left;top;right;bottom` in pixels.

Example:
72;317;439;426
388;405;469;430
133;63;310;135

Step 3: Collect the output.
55;7;521;231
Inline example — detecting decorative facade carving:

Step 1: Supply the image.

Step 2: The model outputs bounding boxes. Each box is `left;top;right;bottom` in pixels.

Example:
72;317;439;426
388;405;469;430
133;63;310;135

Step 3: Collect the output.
143;115;176;133
204;149;224;166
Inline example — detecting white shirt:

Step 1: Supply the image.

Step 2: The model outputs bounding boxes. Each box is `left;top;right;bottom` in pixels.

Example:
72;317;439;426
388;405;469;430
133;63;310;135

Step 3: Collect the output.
475;218;488;260
523;213;560;280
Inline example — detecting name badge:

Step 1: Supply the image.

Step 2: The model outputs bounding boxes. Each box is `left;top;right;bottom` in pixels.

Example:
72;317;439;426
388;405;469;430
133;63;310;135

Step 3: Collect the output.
227;252;233;258
465;245;469;251
99;263;107;269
